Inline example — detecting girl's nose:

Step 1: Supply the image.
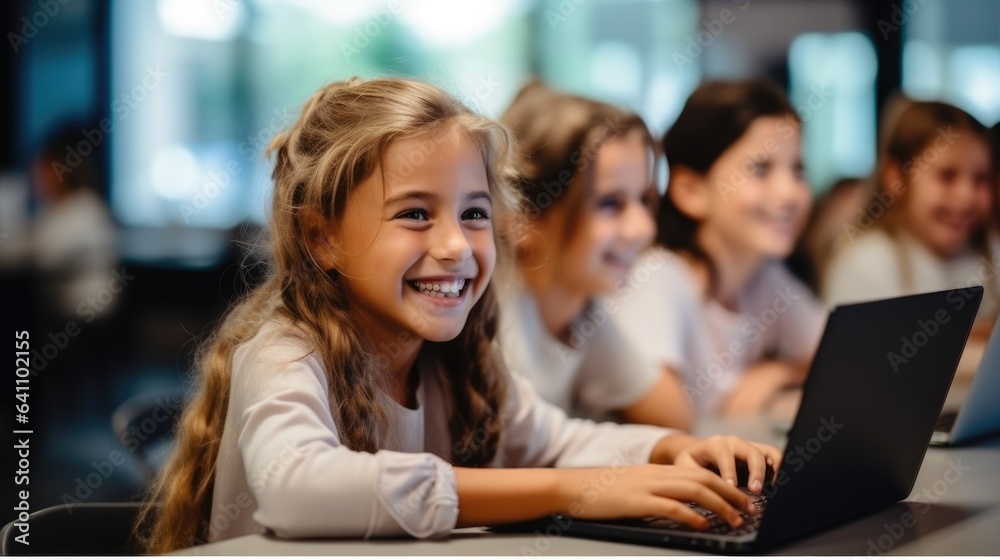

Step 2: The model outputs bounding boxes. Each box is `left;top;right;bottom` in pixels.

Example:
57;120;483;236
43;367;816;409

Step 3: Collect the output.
622;198;656;247
772;167;809;205
430;218;473;262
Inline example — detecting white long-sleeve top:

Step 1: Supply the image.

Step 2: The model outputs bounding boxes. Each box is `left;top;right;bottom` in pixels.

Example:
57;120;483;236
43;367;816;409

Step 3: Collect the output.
207;316;674;543
497;276;662;421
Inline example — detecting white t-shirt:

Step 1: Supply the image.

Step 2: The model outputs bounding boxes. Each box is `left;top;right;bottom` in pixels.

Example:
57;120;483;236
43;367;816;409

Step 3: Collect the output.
208;315;674;543
823;229;1000;319
496;278;662;421
611;248;827;417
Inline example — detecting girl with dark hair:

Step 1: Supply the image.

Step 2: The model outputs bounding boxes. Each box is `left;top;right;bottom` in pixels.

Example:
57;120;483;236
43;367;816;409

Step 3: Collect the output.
611;79;826;424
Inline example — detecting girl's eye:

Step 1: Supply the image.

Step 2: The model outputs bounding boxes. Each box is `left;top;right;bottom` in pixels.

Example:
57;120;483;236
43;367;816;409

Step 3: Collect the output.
395;208;429;221
751;162;771;177
793;162;806;181
462;207;491;221
598;195;624;212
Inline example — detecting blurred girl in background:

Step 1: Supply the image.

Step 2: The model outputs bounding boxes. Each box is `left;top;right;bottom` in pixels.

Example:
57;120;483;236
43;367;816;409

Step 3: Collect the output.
497;81;692;428
612;80;826;426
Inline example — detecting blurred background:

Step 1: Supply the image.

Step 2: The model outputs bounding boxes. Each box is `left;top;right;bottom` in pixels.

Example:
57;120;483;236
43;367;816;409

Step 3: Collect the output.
1;0;998;513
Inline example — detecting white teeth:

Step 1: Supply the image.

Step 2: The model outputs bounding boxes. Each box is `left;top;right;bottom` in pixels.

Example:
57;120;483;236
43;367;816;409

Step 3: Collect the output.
409;279;466;298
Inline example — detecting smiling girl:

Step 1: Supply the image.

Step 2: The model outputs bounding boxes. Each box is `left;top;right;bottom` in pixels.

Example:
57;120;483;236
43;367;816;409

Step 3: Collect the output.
611;80;827;424
824;101;997;321
137;78;781;552
496;81;692;427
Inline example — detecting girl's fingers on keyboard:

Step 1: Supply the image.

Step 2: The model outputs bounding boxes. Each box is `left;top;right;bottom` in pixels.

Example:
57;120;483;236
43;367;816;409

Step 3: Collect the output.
750;442;784;483
649;478;746;528
643;496;711;530
737;441;768;493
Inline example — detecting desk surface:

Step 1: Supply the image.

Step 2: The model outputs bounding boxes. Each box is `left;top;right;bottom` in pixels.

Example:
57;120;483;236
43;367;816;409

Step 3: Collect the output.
175;411;1000;556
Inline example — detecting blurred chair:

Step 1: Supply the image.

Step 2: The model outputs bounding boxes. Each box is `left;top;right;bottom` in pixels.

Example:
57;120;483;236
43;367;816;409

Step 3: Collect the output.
0;502;146;555
111;388;183;485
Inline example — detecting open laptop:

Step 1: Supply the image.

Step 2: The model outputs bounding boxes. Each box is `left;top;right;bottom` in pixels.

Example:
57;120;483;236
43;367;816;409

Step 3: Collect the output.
931;311;1000;446
494;287;982;553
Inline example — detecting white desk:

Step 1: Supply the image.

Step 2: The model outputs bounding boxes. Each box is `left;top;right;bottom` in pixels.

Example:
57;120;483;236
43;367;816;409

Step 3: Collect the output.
174;417;1000;556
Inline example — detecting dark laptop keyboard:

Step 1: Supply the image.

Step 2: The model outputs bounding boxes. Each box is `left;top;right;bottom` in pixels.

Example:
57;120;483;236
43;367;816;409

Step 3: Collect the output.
641;492;767;536
935;411;958;432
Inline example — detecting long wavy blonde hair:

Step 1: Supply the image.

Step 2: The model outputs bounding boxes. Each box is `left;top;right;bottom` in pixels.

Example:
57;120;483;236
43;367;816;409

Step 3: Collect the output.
136;77;523;553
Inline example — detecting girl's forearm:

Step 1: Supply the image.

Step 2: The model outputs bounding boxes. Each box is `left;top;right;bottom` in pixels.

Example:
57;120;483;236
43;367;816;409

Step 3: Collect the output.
720;361;798;415
453;467;566;527
620;368;695;431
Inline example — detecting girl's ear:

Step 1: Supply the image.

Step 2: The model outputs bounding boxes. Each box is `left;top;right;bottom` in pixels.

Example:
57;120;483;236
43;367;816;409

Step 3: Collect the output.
299;208;339;271
668;165;711;220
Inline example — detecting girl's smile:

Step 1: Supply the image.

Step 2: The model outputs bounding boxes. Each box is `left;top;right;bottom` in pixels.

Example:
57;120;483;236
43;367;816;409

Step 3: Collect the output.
405;276;473;306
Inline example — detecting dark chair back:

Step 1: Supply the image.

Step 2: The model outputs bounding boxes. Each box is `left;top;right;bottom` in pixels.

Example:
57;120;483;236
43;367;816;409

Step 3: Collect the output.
1;502;146;555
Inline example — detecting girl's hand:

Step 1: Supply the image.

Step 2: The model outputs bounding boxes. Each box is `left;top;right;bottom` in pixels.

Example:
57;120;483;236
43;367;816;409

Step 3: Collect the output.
671;435;783;494
557;464;758;530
